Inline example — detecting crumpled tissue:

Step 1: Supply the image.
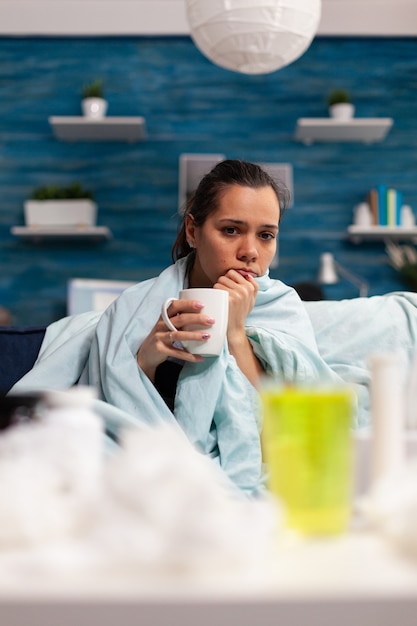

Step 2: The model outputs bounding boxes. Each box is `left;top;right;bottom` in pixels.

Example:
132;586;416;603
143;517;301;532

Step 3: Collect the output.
0;393;102;547
0;394;281;584
90;426;280;579
360;458;417;559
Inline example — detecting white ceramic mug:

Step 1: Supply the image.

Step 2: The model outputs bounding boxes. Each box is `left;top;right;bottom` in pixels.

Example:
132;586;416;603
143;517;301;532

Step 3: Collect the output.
161;288;229;357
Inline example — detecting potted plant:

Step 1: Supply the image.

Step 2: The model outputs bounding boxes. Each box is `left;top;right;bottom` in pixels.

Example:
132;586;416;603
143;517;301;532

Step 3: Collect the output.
24;182;97;228
81;79;108;118
326;89;355;120
385;241;417;291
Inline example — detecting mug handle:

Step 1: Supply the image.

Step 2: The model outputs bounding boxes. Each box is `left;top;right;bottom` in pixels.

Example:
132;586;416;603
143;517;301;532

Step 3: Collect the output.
161;297;179;332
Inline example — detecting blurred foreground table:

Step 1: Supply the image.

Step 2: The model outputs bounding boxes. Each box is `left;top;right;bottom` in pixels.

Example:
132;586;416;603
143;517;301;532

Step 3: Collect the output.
0;528;417;626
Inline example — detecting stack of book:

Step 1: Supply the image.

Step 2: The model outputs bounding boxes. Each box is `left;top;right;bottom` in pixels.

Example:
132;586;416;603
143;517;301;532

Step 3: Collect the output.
368;185;403;226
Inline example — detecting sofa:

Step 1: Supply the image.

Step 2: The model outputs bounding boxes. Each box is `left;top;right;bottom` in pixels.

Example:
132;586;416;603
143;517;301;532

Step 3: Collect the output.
3;293;417;497
3;293;417;402
0;326;46;394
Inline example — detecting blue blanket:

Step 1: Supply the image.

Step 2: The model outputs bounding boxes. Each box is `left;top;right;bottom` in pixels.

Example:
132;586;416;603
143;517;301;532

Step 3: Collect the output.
304;291;417;425
11;258;417;495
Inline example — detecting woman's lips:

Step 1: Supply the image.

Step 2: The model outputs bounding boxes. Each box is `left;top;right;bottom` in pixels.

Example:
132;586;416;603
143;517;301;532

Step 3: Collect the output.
236;269;257;279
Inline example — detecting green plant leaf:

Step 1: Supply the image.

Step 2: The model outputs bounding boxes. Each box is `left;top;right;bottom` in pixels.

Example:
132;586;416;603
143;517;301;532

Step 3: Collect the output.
81;79;104;99
30;182;93;200
399;264;417;291
326;89;350;106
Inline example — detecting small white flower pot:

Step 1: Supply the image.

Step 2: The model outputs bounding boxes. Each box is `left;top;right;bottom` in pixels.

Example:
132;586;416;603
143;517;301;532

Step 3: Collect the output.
329;103;355;120
81;97;108;119
353;202;373;227
24;199;98;227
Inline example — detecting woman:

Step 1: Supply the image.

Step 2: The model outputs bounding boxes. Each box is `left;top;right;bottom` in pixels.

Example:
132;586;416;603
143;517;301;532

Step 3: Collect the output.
138;159;285;403
11;160;344;496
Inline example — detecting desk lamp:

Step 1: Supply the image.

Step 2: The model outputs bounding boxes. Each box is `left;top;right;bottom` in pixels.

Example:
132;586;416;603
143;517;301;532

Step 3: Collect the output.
317;252;369;297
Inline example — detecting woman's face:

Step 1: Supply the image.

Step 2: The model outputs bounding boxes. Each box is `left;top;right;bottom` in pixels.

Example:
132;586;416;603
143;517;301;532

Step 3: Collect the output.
186;184;280;287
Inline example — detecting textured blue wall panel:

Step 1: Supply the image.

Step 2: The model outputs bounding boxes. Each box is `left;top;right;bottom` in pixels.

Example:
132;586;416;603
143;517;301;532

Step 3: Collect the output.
0;36;416;324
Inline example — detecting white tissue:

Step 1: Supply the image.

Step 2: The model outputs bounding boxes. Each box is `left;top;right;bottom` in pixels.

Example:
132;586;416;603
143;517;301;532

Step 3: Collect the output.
0;395;103;547
0;396;281;583
361;458;417;559
90;425;280;578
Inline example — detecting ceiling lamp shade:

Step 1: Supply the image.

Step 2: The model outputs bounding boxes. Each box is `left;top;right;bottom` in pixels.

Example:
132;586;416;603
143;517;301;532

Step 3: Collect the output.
185;0;322;75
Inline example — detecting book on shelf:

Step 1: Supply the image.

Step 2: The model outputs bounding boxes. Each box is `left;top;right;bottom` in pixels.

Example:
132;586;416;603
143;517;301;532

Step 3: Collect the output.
367;185;404;227
377;184;388;226
387;188;403;226
368;188;379;225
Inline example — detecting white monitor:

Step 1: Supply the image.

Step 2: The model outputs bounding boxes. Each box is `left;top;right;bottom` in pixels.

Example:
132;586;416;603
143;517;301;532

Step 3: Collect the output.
178;154;293;212
257;162;294;208
178;153;225;212
67;278;136;316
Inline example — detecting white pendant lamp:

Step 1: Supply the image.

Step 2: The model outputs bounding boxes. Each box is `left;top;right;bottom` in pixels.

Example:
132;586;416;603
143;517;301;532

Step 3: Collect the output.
185;0;322;75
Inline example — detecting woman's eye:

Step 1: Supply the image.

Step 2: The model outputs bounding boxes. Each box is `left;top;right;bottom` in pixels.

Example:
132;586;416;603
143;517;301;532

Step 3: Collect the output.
260;232;275;240
223;227;238;235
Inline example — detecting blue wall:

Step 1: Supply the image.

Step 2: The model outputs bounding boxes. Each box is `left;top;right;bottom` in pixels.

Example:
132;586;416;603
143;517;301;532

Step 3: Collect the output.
1;36;416;325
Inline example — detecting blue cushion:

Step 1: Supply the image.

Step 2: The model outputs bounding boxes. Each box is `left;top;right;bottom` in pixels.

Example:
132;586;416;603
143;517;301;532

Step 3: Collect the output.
0;326;46;394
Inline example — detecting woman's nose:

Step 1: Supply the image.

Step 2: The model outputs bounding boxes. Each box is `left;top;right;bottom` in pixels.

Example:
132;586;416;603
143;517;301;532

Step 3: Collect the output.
238;236;259;261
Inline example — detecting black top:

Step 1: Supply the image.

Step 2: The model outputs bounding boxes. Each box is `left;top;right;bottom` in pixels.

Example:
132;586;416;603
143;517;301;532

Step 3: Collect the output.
154;359;184;412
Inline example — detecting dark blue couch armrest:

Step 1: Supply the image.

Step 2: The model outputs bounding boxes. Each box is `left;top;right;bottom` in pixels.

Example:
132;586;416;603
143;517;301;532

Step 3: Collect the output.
0;326;46;394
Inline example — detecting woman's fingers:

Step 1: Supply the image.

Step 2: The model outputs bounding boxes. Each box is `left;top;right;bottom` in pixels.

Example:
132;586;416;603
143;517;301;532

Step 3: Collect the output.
162;300;214;331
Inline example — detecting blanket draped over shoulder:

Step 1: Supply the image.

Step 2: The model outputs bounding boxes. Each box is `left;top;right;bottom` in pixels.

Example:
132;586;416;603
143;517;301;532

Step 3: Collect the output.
10;258;417;495
304;291;417;424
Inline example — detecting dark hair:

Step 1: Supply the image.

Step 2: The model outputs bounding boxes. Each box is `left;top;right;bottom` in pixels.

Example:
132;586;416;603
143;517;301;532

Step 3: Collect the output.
171;159;290;262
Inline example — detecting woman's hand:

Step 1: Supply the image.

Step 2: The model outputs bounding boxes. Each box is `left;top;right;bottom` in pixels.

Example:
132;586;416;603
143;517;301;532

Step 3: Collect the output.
214;269;258;341
136;299;214;382
213;269;263;387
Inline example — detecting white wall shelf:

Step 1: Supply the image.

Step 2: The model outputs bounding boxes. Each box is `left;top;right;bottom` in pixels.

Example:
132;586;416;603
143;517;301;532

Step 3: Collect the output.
11;225;113;243
295;118;393;144
48;116;146;142
347;225;417;244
